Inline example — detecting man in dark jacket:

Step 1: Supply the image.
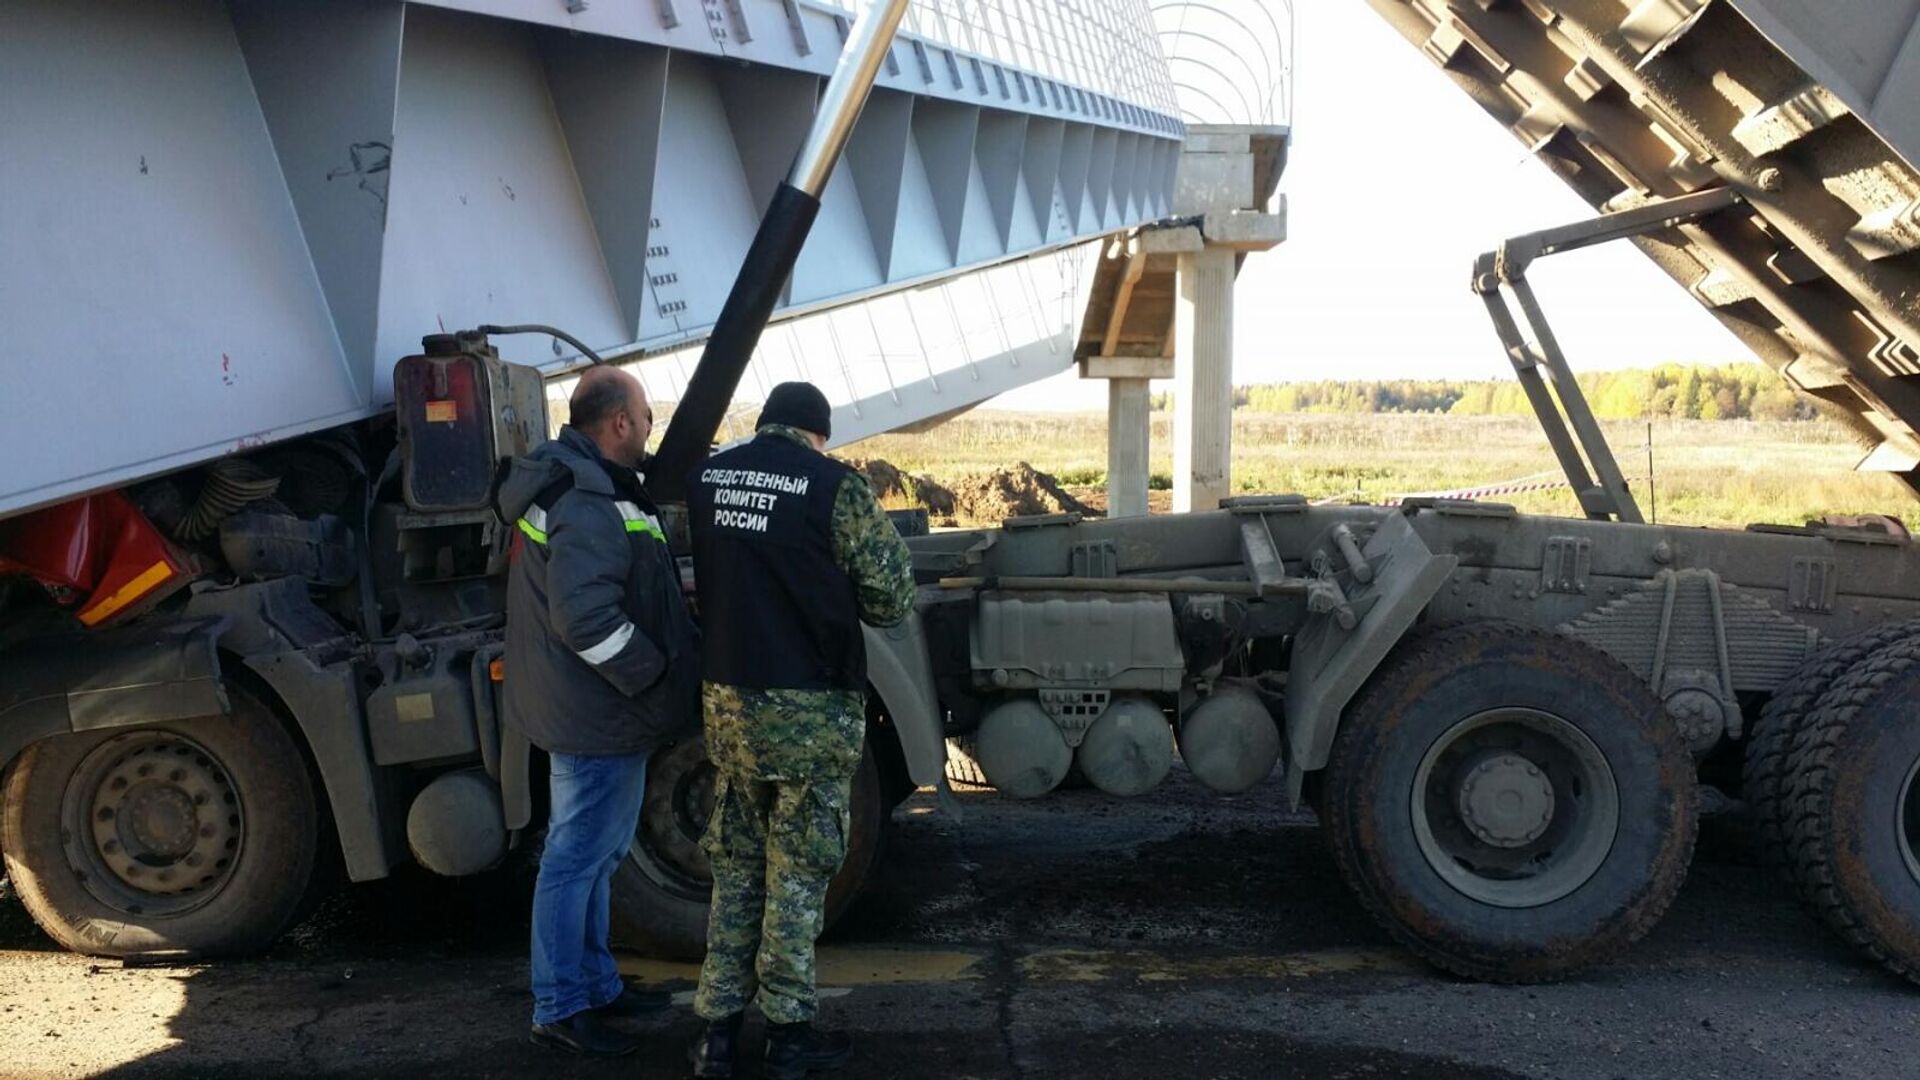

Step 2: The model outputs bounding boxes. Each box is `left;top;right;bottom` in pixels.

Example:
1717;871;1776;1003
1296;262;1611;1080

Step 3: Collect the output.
497;365;700;1056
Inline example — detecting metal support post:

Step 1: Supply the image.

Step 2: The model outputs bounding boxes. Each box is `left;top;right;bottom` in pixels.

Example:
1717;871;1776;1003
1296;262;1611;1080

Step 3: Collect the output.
1508;276;1643;523
1470;188;1746;523
1107;377;1151;518
1174;246;1236;512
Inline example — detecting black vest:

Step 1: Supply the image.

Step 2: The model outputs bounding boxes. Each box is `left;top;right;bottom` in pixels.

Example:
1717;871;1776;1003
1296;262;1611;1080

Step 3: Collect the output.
687;434;864;691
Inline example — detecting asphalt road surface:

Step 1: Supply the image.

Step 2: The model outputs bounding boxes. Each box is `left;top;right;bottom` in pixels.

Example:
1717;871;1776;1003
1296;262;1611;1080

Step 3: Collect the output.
1;771;1912;1079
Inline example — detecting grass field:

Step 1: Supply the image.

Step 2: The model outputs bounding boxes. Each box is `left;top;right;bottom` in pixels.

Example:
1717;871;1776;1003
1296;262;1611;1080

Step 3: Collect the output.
846;411;1915;529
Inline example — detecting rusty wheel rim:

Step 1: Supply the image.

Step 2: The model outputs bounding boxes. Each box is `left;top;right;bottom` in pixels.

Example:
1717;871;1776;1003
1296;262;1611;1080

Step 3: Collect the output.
1410;708;1619;909
1899;755;1920;889
60;731;244;918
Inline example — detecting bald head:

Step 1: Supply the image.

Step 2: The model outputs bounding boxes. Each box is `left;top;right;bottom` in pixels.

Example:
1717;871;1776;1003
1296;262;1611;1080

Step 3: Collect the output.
569;366;652;468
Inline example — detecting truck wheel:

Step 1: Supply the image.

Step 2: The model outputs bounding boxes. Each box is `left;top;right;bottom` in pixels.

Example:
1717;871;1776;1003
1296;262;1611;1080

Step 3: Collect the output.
1322;623;1696;982
610;736;886;960
1744;621;1920;880
0;690;319;958
1780;638;1920;982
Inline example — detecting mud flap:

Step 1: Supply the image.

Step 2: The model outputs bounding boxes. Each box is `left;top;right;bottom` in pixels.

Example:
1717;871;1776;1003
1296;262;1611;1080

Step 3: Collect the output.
0;617;229;769
861;611;961;818
1284;513;1456;801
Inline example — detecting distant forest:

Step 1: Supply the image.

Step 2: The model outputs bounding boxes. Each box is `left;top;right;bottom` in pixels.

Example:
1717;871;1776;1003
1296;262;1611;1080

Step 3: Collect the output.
1154;364;1820;422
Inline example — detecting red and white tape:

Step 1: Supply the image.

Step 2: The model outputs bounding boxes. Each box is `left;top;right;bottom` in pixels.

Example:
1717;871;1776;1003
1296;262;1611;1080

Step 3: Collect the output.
1389;476;1572;503
1389;468;1654;505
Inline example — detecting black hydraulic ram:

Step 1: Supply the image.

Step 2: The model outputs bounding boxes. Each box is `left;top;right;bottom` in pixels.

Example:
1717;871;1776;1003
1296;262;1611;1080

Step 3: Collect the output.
646;0;911;502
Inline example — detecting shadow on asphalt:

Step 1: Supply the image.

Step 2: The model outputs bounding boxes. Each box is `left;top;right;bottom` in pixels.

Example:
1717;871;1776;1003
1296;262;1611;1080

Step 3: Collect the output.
0;781;1858;1079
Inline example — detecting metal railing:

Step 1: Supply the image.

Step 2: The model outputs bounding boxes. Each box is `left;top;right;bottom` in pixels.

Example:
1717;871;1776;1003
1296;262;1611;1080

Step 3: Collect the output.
1151;0;1293;126
832;0;1182;116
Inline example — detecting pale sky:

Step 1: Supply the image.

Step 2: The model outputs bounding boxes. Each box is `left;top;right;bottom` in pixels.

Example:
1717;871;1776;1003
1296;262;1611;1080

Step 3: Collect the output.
993;0;1752;410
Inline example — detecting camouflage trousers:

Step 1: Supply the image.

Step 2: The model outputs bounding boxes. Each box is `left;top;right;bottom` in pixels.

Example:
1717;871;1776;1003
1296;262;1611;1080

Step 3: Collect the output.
692;770;852;1024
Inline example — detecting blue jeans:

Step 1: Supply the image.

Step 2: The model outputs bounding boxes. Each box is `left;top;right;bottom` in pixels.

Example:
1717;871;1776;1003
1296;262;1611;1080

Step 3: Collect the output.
531;750;649;1025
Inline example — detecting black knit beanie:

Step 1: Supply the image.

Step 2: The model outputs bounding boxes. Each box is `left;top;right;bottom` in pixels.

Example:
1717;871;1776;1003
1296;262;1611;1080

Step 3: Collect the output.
756;381;832;440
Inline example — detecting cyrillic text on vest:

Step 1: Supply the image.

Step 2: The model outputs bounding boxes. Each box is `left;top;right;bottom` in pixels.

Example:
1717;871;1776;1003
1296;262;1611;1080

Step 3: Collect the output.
698;468;811;496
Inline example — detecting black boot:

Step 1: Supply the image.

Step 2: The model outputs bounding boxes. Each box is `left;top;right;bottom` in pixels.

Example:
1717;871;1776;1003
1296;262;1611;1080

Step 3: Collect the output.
528;1010;641;1057
763;1021;852;1080
688;1013;745;1078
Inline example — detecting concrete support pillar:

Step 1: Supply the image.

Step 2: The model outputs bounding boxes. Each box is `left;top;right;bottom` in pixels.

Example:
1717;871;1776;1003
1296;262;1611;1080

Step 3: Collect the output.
1106;377;1151;518
1174;246;1236;512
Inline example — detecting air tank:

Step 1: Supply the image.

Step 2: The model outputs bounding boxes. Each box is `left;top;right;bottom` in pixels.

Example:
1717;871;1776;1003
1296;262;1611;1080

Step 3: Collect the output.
1178;685;1281;794
975;698;1072;798
1075;696;1173;797
407;769;509;876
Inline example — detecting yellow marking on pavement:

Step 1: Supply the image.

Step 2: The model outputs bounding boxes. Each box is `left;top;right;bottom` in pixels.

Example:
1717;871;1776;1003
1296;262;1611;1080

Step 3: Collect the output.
1019;947;1420;983
618;944;1416;990
619;946;985;987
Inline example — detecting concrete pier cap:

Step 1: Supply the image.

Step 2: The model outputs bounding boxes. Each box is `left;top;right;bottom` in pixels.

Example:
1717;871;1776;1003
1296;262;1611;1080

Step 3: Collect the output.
1078;124;1288;516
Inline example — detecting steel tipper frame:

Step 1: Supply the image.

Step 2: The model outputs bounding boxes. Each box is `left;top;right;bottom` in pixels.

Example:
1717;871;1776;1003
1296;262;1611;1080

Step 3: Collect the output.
1365;0;1920;495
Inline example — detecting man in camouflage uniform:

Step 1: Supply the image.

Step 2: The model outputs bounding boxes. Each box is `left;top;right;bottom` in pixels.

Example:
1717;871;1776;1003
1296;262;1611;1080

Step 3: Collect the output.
683;382;915;1080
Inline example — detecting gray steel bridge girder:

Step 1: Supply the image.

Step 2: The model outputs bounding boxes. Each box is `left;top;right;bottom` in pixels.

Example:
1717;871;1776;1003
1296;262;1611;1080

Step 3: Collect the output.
278;1;1180;382
0;0;1179;518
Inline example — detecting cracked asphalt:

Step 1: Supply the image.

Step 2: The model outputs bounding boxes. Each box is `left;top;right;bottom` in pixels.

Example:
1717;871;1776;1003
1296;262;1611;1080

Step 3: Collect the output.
2;770;1916;1079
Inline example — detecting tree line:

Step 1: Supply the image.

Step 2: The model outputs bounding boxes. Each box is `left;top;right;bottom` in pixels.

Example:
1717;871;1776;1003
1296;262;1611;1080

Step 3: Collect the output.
1150;364;1819;421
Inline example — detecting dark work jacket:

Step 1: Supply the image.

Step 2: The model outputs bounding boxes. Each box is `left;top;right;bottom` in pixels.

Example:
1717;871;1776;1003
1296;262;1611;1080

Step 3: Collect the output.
496;427;699;756
686;432;864;691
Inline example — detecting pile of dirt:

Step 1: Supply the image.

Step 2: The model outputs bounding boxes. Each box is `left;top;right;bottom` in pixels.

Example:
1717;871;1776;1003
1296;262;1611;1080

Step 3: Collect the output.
947;462;1090;524
1065;485;1174;518
839;458;1089;526
843;458;957;518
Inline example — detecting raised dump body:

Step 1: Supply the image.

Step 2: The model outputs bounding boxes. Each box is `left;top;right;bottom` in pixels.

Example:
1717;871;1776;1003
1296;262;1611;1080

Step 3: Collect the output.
1367;0;1920;491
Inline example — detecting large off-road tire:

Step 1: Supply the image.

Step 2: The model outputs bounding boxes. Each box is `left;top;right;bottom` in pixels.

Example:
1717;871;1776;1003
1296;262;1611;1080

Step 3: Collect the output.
0;690;319;958
1780;638;1920;982
1744;621;1920;880
609;736;886;960
1322;623;1697;982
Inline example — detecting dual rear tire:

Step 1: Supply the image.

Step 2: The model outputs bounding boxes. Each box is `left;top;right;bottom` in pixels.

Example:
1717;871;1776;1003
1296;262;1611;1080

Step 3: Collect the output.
1760;634;1920;982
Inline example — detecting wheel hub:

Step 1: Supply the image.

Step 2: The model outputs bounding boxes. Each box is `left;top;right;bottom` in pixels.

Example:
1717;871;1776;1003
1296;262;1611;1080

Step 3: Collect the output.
1410;707;1620;909
70;733;243;912
1455;752;1555;848
121;782;199;858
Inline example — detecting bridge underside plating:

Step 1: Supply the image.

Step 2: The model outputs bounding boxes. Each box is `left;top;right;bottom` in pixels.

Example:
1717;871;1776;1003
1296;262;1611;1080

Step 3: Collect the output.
0;0;1180;516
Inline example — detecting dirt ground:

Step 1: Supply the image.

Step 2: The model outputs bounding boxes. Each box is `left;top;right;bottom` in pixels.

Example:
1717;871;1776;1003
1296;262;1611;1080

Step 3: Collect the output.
844;459;1088;527
1;772;1914;1079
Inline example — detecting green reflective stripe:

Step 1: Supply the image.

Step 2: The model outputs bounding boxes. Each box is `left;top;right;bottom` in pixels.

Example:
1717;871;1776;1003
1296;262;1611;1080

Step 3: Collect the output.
517;518;548;545
613;499;665;543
